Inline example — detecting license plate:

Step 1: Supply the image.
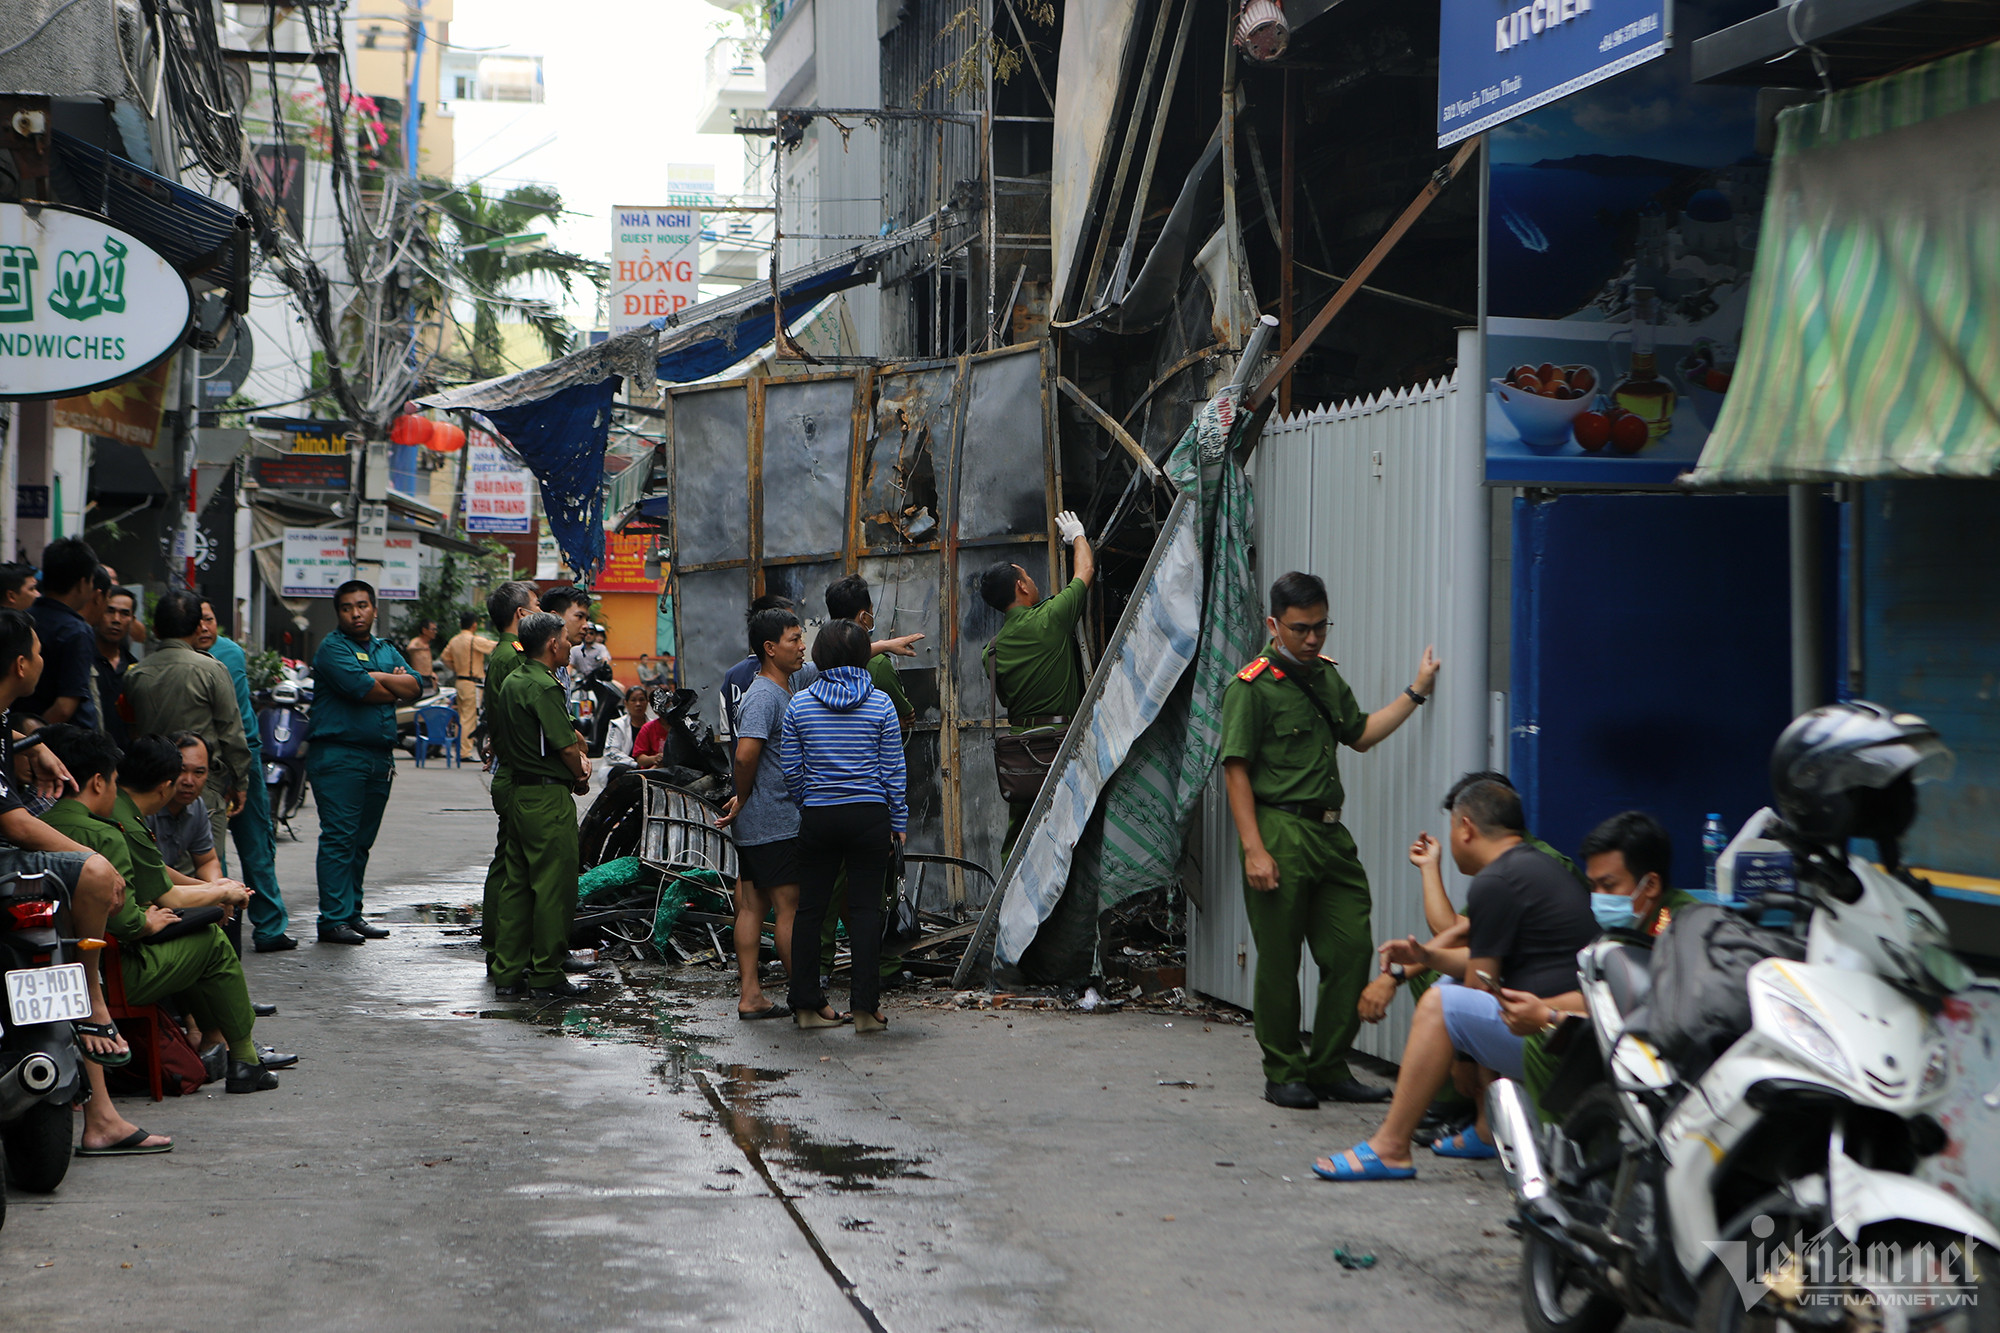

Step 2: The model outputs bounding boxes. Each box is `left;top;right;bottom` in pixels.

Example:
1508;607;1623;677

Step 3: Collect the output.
6;964;90;1026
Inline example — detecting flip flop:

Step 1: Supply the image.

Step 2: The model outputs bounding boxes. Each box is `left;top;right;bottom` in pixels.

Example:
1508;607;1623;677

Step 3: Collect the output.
1312;1142;1417;1182
72;1020;133;1068
1431;1127;1499;1160
77;1128;172;1157
738;1003;791;1021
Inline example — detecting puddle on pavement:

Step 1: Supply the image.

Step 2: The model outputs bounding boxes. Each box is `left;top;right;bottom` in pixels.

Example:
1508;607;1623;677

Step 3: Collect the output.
410;901;479;925
706;1059;929;1192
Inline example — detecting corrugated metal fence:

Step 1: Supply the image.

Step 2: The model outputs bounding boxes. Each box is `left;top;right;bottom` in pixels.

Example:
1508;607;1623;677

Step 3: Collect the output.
1190;337;1488;1063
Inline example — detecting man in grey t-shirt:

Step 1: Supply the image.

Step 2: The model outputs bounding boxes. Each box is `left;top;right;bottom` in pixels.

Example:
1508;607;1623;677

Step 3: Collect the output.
716;605;809;1020
149;733;223;878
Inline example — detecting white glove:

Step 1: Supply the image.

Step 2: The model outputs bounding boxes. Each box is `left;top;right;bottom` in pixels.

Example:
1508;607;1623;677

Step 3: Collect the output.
1055;510;1086;544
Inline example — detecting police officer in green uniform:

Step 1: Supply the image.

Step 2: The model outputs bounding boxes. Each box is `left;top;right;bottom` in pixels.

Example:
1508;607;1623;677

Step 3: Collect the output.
489;612;591;1000
308;581;421;945
477;580;538;971
41;728;293;1092
1220;571;1440;1110
979;510;1093;859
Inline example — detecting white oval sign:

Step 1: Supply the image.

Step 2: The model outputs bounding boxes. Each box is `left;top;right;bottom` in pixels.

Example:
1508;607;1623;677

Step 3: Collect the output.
0;202;193;400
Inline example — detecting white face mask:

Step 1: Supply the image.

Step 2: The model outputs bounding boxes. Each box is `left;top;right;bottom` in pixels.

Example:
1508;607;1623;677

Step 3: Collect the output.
1265;619;1306;665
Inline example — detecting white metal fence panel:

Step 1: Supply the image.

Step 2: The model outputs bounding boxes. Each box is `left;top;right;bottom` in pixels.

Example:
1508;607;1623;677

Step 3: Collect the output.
1190;334;1488;1065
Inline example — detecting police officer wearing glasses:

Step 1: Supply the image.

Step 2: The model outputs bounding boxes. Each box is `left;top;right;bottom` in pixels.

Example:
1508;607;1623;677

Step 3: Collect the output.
1220;571;1440;1110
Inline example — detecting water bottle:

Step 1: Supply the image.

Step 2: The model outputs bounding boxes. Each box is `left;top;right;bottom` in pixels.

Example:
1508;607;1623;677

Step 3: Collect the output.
1702;813;1728;894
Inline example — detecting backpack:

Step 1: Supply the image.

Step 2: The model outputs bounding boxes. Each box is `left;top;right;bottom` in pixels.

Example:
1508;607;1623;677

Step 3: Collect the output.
107;1015;210;1097
1628;902;1806;1083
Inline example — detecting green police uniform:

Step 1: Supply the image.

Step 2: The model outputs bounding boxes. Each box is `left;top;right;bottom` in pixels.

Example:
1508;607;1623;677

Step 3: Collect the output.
490;656;581;989
1219;646;1373;1089
985;576;1087;857
44;793;260;1065
307;629;410;930
479;630;525;962
822;652;914;978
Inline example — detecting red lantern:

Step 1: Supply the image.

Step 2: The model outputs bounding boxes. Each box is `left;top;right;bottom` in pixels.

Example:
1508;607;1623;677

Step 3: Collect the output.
425;420;466;453
389;413;433;446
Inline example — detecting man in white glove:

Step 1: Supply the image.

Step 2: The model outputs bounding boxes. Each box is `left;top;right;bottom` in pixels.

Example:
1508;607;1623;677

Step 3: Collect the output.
976;510;1096;860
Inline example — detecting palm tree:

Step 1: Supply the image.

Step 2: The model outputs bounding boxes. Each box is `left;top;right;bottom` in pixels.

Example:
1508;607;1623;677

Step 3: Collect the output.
426;181;605;379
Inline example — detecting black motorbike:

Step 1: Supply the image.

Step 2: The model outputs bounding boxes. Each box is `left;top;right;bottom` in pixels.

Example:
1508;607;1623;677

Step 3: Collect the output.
568;662;625;758
255;677;312;839
578;687;733;866
0;870;88;1219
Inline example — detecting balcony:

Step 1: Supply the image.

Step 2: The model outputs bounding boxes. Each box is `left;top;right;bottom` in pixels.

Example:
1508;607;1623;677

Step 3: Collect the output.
697;41;767;135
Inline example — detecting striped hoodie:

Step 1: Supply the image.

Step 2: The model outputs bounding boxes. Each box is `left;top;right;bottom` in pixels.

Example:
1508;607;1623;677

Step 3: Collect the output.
778;666;908;832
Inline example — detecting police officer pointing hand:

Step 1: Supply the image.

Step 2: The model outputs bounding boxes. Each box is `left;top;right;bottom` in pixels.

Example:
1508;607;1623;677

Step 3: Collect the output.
1220;571;1440;1111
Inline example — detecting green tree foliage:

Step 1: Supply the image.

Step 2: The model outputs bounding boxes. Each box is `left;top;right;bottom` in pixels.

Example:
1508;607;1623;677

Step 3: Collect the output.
389;538;519;642
424;181;606;379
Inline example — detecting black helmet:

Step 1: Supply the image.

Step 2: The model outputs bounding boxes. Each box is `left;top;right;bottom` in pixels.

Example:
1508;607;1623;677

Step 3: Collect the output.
1770;701;1954;847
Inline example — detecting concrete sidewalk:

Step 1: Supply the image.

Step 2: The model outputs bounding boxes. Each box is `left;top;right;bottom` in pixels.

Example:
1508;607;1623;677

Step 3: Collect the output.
0;760;1596;1331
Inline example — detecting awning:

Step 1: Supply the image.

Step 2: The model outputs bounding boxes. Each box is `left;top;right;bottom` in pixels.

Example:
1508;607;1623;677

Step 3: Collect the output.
1688;40;2000;486
52;131;250;290
390;516;486;556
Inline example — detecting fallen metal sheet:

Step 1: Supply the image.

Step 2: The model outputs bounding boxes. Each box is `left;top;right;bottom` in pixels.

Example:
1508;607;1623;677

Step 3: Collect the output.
983;490;1204;970
1049;0;1143;317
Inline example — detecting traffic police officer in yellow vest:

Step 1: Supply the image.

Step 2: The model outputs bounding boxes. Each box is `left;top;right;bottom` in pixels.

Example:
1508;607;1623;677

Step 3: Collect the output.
1220;571;1440;1110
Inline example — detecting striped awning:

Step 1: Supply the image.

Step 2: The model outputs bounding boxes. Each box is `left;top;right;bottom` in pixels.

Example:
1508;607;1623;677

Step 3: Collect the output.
1687;40;2000;486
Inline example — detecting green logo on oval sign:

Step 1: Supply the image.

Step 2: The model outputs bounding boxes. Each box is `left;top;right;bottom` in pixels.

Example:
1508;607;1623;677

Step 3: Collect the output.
47;236;129;322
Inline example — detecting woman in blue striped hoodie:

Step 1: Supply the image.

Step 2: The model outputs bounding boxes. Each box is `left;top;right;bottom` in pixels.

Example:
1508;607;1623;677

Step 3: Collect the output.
779;619;907;1032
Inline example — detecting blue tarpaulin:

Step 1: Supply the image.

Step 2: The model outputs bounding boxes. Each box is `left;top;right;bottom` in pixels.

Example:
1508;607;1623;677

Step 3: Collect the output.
479;377;619;582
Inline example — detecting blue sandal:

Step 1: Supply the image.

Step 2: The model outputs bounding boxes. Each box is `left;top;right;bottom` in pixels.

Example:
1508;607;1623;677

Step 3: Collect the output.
1430;1127;1498;1159
1312;1142;1417;1182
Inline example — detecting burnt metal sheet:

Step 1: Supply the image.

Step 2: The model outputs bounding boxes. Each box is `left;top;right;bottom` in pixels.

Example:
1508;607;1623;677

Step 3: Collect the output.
957;347;1052;540
674;568;753;730
864;366;958;548
763;560;845;628
860;552;942;695
759;377;858;560
670;386;751;567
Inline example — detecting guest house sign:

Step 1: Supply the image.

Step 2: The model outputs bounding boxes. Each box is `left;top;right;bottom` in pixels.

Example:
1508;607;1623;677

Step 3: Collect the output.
0;203;193;400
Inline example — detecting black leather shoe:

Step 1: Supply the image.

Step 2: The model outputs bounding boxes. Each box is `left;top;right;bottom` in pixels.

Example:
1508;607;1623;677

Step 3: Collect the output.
529;978;591;1001
253;934;298;953
199;1043;227;1084
1313;1077;1393;1104
252;1002;277;1018
348;920;391;940
258;1048;298;1069
493;981;526;998
317;924;366;945
226;1060;279;1093
1264;1080;1320;1110
561;957;596;974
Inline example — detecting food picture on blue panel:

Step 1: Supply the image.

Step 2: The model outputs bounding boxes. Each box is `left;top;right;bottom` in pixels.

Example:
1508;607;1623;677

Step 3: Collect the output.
1482;2;1770;484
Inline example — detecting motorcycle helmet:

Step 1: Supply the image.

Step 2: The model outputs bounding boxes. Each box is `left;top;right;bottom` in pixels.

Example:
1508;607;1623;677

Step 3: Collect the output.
1770;701;1954;848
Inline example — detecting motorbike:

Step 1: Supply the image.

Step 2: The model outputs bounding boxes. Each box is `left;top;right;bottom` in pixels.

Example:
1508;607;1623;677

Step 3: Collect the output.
578;687;733;865
0;870;90;1219
1491;809;1997;1329
568;661;625;758
256;674;313;839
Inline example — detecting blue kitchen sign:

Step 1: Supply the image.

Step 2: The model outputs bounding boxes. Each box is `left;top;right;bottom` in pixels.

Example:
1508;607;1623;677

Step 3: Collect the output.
1438;0;1670;146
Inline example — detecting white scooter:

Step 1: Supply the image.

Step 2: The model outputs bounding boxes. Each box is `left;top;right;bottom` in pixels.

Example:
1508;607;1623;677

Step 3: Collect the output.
1493;817;1998;1329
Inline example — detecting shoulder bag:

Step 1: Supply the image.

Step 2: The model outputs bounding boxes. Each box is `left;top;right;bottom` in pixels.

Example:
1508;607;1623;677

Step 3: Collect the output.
988;648;1066;804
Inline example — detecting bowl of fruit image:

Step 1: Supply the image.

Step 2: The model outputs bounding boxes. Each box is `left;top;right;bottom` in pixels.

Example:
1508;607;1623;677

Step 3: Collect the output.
1491;363;1601;449
1678;344;1734;431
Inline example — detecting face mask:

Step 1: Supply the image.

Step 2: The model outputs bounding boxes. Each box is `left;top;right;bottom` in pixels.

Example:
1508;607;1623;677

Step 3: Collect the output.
1591;893;1638;931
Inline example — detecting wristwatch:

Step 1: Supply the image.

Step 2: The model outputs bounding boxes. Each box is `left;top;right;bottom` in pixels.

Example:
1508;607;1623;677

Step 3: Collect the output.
1540;1006;1564;1037
1404;686;1428;706
1386;962;1407;983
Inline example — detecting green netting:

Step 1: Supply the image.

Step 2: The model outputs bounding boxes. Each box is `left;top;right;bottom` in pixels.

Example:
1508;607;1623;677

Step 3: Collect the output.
577;858;732;953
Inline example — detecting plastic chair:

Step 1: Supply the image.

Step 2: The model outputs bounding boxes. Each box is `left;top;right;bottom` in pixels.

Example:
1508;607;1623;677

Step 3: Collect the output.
100;939;165;1102
412;704;460;769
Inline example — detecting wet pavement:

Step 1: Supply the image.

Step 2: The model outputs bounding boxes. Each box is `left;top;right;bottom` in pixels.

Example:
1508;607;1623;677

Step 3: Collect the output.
0;762;1655;1330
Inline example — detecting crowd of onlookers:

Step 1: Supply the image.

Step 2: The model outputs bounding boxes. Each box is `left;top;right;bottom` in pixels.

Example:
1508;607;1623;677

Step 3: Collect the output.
0;536;293;1161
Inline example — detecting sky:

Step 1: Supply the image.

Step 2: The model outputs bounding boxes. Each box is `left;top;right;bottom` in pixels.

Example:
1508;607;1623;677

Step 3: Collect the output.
443;0;759;328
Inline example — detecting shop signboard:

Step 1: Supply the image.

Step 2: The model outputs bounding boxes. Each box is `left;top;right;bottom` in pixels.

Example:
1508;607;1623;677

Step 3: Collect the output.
464;433;534;533
1438;0;1669;147
252;455;349;490
53;357;175;447
1484;2;1767;486
609;202;702;334
595;531;656;593
282;527;418;598
0;203;193;400
282;528;354;597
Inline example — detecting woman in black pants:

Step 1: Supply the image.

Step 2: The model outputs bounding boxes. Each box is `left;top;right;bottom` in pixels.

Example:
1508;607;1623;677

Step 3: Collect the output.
778;620;908;1032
